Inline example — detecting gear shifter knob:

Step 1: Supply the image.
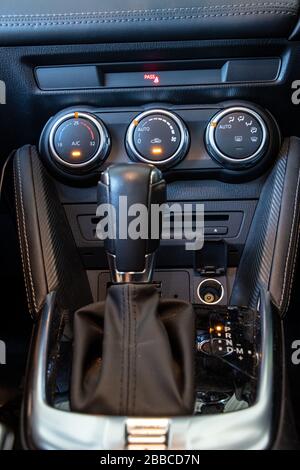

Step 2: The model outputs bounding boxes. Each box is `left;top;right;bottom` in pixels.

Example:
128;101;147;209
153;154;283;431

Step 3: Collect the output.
98;163;166;283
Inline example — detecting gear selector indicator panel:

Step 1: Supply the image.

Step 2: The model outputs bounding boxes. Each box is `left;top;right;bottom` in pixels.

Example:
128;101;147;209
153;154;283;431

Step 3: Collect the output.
194;305;261;414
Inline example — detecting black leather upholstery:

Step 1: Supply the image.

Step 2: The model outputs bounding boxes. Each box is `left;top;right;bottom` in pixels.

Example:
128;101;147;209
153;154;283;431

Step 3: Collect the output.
71;283;195;416
13;145;93;318
0;0;298;45
230;137;300;317
269;138;300;315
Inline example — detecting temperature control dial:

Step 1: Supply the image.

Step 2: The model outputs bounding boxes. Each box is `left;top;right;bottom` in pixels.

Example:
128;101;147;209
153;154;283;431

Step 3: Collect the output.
206;107;268;169
49;112;110;171
126;109;189;167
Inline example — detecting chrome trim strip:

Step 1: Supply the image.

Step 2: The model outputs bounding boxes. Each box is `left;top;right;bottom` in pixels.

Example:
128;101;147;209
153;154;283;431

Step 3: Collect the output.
107;252;155;283
126;418;169;450
22;290;274;450
0;424;14;450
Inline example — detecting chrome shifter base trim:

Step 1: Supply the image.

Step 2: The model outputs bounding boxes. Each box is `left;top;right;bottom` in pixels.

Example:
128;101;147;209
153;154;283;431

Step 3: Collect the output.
22;290;274;450
107;252;156;283
126;418;169;450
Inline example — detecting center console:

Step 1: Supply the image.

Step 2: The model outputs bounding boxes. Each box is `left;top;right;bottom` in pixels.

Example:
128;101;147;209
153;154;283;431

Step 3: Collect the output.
36;100;281;311
22;289;272;450
12;95;300;450
39;101;280;182
0;0;298;450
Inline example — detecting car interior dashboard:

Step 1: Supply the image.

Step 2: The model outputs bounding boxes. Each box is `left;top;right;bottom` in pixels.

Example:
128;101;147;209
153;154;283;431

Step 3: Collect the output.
0;0;300;452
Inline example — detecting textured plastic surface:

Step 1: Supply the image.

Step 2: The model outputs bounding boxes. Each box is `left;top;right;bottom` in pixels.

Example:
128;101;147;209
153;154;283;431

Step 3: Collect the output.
35;58;280;90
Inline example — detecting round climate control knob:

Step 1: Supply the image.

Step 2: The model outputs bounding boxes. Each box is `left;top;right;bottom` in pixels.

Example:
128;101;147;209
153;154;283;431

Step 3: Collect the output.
126;109;189;167
205;107;268;169
49;112;110;170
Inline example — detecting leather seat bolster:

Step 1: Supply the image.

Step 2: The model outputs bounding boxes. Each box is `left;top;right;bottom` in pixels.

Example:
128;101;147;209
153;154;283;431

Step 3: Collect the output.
269;137;300;314
230;137;300;316
13;145;93;317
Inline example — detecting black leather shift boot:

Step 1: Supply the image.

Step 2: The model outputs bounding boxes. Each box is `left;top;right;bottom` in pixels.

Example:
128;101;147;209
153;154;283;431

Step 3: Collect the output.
71;283;195;416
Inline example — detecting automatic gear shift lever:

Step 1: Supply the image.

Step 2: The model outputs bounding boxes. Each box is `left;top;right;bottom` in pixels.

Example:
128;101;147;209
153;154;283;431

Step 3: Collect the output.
98;163;166;283
71;164;194;417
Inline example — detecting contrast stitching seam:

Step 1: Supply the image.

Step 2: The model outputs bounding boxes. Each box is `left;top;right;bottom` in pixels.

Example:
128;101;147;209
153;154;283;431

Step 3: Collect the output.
285;207;300;314
280;166;300;310
279;145;300;307
0;9;296;27
263;142;288;308
16;154;38;312
13;158;32;313
0;3;296;18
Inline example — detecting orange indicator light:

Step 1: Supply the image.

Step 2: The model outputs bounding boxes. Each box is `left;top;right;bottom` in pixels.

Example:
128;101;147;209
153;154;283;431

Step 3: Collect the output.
211;121;217;128
151;147;163;155
74;112;79;119
215;325;223;332
71;150;82;158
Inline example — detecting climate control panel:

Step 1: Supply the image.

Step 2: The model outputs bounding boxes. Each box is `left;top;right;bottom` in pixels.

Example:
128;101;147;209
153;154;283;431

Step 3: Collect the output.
39;102;280;182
